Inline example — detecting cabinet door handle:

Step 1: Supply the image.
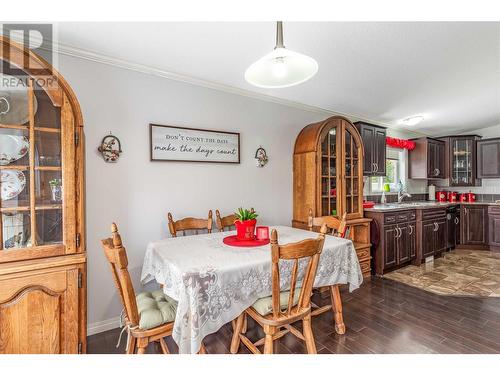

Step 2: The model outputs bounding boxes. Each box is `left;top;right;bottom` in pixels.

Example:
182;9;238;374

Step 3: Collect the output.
436;168;440;176
464;208;468;215
375;163;379;172
409;225;413;235
371;163;375;172
434;222;438;232
454;217;459;225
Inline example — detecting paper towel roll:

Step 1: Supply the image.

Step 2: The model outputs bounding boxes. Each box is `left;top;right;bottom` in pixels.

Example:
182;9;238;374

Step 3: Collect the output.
428;184;436;201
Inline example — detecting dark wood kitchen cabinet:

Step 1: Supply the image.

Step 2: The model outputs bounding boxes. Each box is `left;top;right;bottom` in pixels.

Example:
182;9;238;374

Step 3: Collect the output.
365;210;416;275
409;137;445;179
460;205;488;248
477;138;500;178
415;208;447;264
355;122;386;176
488;206;500;251
438;135;481;186
383;225;398;269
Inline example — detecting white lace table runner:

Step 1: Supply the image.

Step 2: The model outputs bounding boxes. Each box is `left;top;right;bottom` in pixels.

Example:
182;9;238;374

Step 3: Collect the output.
141;225;363;353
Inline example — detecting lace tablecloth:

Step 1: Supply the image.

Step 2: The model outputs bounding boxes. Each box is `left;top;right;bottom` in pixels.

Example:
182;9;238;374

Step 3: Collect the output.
141;226;363;353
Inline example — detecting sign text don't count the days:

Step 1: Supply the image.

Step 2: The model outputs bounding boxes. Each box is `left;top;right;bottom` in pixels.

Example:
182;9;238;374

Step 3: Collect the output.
150;124;240;163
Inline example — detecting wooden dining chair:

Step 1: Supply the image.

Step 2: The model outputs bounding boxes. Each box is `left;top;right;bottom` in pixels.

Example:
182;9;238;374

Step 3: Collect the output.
215;209;237;232
167;210;213;237
307;209;350;334
230;224;328;354
101;223;206;354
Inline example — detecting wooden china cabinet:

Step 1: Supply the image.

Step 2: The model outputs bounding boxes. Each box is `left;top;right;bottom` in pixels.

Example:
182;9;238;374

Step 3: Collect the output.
0;37;86;353
293;116;372;278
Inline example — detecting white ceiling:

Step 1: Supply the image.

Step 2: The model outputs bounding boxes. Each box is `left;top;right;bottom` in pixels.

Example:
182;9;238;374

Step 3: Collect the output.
56;22;500;135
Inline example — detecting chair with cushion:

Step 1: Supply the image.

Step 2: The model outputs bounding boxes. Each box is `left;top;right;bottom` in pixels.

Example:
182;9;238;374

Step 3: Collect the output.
307;209;350;334
167;210;213;237
230;224;328;354
215;209;237;232
101;223;205;354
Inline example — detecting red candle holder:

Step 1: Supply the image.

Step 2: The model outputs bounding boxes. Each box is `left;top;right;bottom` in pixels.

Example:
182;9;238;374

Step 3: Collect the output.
256;226;269;241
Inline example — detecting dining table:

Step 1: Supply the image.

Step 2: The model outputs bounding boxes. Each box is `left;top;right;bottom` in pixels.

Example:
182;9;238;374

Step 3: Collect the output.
140;225;363;354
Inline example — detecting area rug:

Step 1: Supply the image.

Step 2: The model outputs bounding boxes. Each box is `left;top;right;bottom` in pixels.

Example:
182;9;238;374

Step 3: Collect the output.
384;249;500;297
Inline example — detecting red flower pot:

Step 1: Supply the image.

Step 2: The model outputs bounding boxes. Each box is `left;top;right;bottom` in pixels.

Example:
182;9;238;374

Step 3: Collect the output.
235;219;257;241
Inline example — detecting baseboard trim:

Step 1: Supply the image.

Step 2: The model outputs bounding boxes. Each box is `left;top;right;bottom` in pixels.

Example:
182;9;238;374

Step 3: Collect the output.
87;316;121;336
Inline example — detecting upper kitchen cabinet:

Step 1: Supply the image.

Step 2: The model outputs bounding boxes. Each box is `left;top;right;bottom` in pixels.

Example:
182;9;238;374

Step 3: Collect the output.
437;135;481;186
408;137;445;179
354;122;386;176
477;138;500;178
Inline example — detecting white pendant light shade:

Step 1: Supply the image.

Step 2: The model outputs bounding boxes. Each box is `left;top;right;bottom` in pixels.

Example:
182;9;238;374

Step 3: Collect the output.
245;47;318;88
245;22;318;88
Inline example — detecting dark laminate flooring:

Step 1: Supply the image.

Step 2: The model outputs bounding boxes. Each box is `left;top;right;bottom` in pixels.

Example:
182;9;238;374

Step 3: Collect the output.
87;277;500;354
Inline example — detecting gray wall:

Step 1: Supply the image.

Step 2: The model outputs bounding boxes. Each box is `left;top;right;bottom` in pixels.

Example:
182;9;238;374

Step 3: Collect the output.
57;54;327;332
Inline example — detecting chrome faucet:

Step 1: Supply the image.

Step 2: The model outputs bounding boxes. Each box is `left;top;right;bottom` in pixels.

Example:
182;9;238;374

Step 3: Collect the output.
397;181;412;203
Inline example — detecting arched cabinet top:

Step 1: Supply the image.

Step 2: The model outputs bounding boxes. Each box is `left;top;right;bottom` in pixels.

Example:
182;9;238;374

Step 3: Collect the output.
0;36;83;127
294;115;362;154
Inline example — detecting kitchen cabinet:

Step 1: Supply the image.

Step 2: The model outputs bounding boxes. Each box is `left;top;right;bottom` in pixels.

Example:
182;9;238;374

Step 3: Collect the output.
415;208;447;263
488;206;500;250
438;135;481;186
446;206;460;249
477;138;500;178
0;37;86;353
354;122;386;176
383;225;398;269
365;210;416;275
461;205;488;247
409;137;445;179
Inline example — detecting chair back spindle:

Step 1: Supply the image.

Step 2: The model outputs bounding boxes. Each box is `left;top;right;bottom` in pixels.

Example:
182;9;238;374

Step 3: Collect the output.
307;209;349;238
101;223;140;327
269;224;327;319
168;210;213;237
215;210;237;232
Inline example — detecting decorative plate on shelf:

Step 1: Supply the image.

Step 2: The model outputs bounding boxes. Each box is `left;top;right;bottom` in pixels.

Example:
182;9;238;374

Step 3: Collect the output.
1;170;26;201
0;134;29;165
0;73;38;125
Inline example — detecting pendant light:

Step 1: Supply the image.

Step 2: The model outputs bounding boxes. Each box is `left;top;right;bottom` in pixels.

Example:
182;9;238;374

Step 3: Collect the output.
245;22;318;88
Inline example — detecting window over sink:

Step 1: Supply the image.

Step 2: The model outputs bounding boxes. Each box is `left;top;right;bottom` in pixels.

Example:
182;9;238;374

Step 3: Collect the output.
369;147;405;193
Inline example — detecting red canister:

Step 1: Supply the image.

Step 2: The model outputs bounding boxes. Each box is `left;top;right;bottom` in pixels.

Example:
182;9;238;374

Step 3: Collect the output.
459;193;468;203
467;192;476;202
450;192;458;202
446;191;453;202
436;191;447;202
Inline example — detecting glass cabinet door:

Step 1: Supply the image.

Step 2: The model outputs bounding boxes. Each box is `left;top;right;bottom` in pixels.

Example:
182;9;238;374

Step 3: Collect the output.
344;126;362;217
0;74;75;260
320;126;339;217
451;138;473;186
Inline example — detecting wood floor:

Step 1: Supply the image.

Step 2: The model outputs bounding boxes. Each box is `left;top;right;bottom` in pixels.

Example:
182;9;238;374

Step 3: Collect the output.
87;277;500;354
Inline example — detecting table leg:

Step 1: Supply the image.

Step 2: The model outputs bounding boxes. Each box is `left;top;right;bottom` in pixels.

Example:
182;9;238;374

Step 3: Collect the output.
330;285;345;334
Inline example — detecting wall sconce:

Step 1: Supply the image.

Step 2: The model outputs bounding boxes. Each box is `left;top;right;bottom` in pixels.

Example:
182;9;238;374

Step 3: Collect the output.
255;146;268;167
98;133;122;162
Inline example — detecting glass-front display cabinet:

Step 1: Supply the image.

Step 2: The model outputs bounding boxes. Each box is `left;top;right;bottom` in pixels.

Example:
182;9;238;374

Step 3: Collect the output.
293;115;364;223
0;36;86;354
293;116;370;277
438;135;481;187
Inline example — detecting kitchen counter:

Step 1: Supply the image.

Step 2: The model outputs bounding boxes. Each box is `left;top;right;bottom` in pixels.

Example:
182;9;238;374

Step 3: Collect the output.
364;201;500;212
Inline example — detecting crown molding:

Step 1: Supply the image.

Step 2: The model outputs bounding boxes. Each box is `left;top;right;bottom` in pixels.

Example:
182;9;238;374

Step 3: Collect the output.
5;33;427;136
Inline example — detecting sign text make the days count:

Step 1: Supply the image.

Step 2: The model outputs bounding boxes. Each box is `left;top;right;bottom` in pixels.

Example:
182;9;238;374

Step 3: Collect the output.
150;124;240;163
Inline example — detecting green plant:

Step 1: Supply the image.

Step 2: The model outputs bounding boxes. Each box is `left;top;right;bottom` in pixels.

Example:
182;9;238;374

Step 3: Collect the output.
234;207;258;222
49;178;62;187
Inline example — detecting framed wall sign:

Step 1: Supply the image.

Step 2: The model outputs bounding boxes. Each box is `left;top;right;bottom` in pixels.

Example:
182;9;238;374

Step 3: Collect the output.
150;124;240;163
